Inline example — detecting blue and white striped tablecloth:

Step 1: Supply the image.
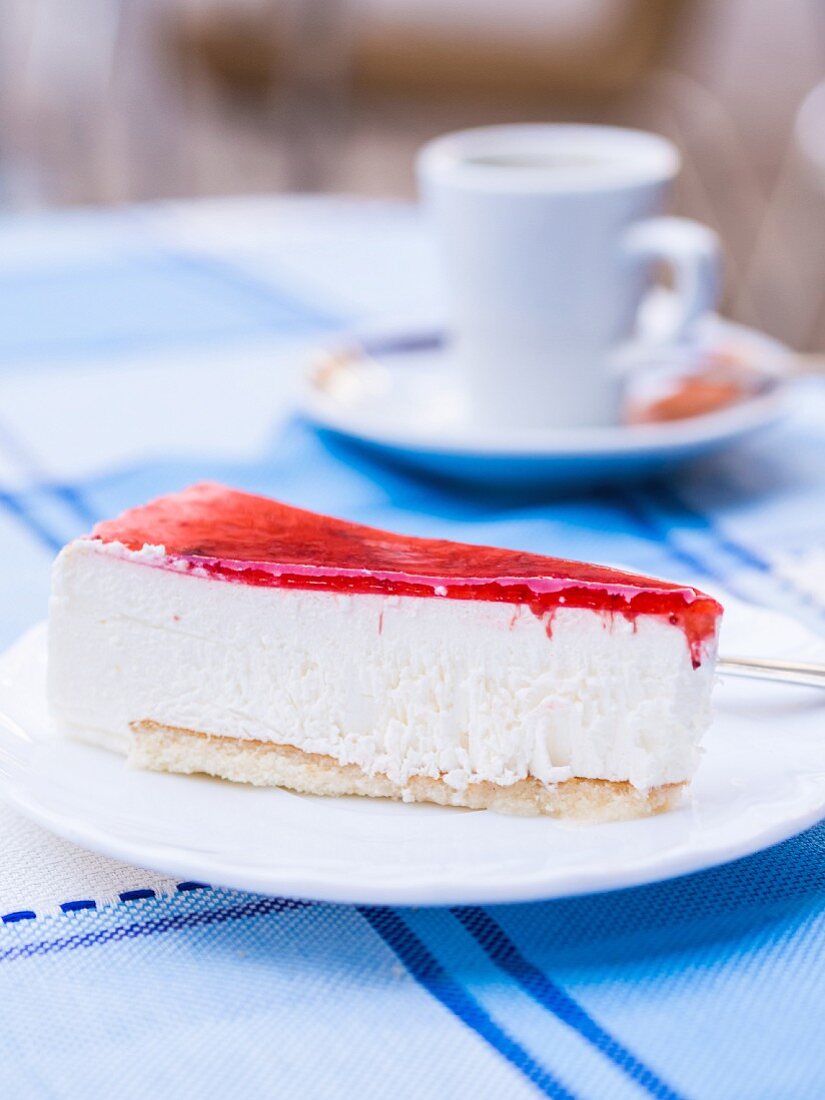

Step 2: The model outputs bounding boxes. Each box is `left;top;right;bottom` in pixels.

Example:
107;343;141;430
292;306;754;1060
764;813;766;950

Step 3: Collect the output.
0;196;824;1099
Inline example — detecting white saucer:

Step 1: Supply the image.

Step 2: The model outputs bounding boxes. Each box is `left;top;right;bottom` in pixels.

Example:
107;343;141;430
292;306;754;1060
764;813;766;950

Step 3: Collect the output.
301;315;792;489
1;596;824;906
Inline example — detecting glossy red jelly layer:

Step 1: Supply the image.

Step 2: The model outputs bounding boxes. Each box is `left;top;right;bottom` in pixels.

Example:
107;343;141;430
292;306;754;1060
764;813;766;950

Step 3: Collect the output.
90;482;722;666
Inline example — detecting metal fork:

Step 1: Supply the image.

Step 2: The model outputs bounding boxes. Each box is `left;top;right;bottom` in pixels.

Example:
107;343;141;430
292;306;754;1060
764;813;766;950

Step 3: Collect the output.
719;657;825;689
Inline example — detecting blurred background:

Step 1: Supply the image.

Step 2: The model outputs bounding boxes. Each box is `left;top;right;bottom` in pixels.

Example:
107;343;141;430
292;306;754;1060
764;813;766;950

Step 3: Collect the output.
1;0;824;351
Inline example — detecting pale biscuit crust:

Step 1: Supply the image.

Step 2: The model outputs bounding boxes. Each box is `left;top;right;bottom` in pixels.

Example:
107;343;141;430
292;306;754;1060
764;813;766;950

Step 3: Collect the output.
130;720;682;822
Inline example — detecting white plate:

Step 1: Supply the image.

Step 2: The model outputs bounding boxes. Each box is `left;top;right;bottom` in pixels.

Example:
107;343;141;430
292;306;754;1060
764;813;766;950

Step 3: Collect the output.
1;597;824;906
301;316;792;489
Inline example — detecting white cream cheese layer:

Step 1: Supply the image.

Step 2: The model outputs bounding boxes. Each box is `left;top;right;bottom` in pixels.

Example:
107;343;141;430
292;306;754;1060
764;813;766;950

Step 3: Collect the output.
47;540;717;790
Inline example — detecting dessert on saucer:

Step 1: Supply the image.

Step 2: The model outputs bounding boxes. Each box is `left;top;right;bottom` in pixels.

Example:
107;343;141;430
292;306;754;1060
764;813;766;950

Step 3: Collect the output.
47;483;722;822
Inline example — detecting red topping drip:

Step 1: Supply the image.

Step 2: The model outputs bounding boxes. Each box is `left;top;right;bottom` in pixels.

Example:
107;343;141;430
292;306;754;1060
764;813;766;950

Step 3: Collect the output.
90;482;722;666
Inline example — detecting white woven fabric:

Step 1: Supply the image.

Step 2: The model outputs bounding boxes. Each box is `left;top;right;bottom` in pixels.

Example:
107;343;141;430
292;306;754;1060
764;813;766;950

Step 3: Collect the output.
0;802;175;915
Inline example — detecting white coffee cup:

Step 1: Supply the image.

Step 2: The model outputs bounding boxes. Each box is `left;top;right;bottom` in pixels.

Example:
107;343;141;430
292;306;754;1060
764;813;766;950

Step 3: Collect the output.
417;124;721;430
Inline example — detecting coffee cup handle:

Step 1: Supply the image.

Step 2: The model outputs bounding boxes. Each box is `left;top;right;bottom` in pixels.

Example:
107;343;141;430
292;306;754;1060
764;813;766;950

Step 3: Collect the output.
623;217;722;344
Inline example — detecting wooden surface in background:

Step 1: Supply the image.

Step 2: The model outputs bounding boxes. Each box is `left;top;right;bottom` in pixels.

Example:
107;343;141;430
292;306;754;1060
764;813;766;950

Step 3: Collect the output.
1;0;824;349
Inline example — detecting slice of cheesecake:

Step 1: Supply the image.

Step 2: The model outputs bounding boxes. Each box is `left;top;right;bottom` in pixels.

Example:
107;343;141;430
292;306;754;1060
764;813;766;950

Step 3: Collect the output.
47;483;722;821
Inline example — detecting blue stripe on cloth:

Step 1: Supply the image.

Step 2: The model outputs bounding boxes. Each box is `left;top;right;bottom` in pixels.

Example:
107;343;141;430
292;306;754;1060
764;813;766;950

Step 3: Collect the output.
358;906;578;1100
0;896;309;964
0;417;97;540
148;245;348;333
606;488;722;583
0;489;63;553
49;483;100;528
0;253;343;368
644;483;772;574
119;890;157;903
59;900;97;913
611;482;825;635
453;908;684;1100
